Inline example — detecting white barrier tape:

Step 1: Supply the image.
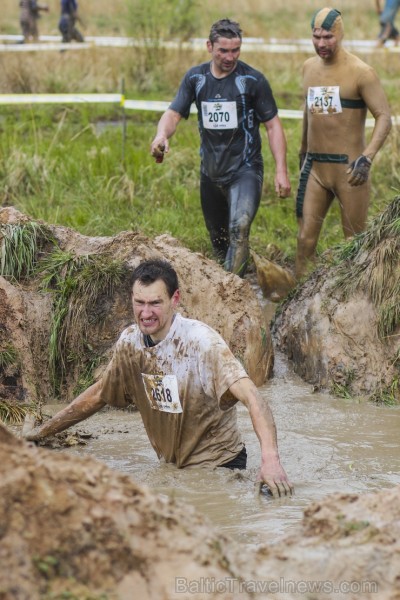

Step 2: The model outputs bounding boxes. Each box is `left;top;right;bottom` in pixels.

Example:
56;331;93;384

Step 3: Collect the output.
123;99;170;112
0;35;398;53
1;95;398;128
0;93;122;105
0;42;93;52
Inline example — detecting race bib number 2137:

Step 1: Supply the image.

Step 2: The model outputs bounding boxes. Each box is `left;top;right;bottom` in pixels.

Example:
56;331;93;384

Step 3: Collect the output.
307;86;342;114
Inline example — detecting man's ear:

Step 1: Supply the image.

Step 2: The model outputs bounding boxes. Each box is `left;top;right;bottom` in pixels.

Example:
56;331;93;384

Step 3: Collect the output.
206;40;213;54
172;289;180;307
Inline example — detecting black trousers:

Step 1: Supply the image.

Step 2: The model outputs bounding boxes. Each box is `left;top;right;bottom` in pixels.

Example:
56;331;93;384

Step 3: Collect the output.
218;445;247;470
200;169;262;277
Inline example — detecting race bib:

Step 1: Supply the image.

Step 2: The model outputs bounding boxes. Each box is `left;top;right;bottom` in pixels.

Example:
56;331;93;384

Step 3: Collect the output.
201;101;238;129
142;373;182;414
307;86;342;114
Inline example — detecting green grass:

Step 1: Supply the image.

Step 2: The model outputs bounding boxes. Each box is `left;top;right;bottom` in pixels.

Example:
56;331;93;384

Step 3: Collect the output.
1;0;400;267
2;101;398;267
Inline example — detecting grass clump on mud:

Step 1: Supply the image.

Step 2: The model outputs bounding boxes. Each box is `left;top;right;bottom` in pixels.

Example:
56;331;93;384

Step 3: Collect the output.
0;343;19;371
330;196;400;340
0;221;54;281
0;219;127;404
39;249;126;394
0;400;31;425
327;197;400;405
0;343;38;423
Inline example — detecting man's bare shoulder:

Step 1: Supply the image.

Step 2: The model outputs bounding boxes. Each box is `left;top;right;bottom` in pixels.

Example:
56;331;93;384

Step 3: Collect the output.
343;49;373;72
303;56;319;70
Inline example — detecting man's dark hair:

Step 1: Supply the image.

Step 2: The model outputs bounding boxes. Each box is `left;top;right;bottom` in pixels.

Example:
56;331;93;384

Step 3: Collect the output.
131;259;179;298
209;18;242;44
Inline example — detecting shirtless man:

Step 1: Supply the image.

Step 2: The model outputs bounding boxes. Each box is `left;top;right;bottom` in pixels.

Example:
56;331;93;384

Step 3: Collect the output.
295;7;392;278
151;19;290;277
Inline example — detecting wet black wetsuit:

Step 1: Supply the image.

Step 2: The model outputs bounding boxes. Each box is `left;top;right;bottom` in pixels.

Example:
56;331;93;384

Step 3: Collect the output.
170;60;278;276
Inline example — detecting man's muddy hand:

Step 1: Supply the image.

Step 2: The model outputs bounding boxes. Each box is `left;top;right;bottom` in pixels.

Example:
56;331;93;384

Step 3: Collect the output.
22;426;43;442
346;155;371;186
150;137;168;161
258;463;294;498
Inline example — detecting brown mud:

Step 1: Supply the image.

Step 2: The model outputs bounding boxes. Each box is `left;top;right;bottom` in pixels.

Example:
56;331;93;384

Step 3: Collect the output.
1;204;400;598
2;366;400;600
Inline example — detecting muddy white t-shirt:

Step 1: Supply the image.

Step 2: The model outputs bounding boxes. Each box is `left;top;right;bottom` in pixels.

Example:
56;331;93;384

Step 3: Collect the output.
99;314;247;468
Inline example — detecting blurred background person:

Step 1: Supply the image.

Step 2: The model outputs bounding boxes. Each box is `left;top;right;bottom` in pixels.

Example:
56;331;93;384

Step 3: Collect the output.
19;0;49;43
375;0;400;45
59;0;84;43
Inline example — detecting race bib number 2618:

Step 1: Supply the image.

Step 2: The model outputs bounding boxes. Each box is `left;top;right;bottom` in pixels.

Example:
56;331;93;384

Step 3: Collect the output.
142;373;183;414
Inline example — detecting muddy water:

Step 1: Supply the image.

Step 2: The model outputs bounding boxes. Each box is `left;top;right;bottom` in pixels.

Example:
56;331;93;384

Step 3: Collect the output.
61;349;400;548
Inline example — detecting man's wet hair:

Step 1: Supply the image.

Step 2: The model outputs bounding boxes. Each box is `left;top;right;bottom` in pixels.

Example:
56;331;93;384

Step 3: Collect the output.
131;259;179;298
209;19;242;44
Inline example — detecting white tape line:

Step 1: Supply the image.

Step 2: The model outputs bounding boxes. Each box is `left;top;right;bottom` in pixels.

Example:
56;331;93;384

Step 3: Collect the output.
0;42;93;52
0;94;397;128
123;100;170;112
123;99;198;114
0;35;399;53
0;94;122;104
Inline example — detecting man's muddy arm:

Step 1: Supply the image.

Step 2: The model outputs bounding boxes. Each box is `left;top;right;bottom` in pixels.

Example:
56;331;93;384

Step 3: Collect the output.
24;380;106;441
361;71;392;161
229;377;294;497
150;109;182;158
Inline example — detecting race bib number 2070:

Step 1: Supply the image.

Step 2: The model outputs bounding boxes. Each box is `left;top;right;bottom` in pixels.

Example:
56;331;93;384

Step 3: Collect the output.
201;101;238;129
142;373;183;414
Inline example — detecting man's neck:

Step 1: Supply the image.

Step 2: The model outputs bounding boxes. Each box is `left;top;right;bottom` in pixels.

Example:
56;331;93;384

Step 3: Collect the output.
144;334;158;347
210;62;235;79
143;313;177;347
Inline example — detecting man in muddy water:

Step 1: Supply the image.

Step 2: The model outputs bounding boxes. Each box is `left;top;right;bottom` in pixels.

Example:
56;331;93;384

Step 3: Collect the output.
24;259;293;498
150;19;291;278
295;7;392;278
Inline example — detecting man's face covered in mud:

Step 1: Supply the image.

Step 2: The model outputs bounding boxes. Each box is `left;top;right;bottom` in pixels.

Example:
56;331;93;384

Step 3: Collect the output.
311;7;344;61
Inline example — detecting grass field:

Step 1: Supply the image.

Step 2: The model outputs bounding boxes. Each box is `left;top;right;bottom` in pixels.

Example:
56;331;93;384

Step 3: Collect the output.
0;0;399;263
1;0;389;40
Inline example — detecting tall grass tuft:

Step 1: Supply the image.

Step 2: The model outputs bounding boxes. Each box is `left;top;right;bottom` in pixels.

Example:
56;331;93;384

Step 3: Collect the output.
39;249;127;393
0;344;19;370
0;221;54;281
0;401;32;425
330;196;400;339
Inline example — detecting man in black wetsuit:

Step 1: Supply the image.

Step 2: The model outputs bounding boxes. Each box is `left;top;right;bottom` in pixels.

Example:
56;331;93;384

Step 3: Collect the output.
150;19;291;277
